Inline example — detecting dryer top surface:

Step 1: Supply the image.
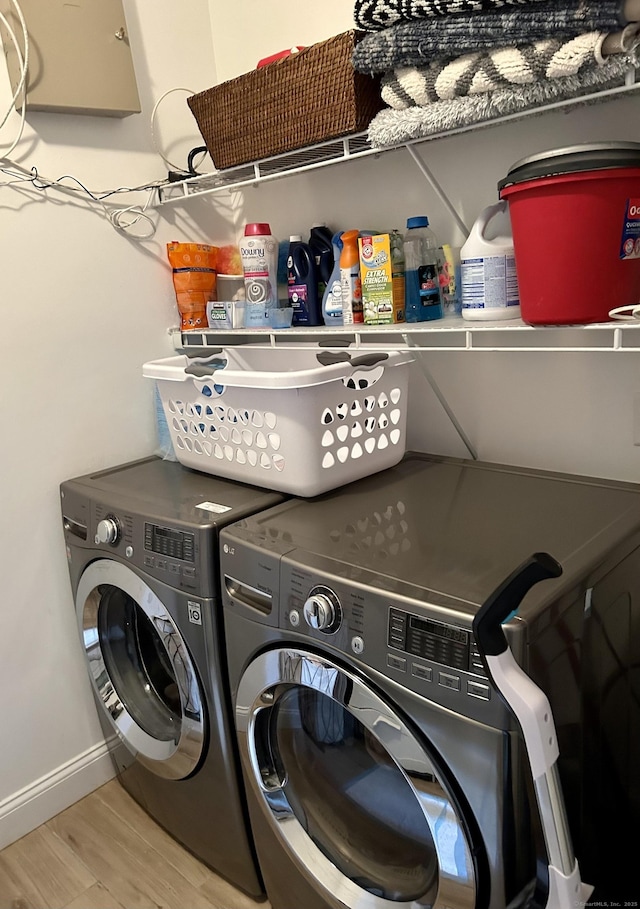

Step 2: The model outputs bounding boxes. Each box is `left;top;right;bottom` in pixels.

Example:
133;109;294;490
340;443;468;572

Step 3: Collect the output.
223;453;640;614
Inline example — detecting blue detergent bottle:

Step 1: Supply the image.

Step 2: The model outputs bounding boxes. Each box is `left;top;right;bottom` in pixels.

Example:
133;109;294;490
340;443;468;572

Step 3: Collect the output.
322;231;344;326
287;236;321;326
404;216;444;322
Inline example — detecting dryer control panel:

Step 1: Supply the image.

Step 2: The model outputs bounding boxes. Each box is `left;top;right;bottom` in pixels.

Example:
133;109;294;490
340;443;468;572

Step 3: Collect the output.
144;522;195;563
61;484;214;598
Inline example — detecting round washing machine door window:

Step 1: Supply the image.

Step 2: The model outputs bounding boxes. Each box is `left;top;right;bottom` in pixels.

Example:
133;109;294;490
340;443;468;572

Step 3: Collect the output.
237;648;477;909
75;559;205;780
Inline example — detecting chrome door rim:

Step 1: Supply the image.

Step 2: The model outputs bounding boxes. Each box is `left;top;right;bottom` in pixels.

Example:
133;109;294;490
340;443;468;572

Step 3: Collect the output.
236;647;477;909
76;558;205;780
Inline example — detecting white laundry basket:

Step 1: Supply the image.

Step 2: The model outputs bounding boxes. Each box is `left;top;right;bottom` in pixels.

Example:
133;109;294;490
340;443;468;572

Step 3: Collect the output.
143;347;413;496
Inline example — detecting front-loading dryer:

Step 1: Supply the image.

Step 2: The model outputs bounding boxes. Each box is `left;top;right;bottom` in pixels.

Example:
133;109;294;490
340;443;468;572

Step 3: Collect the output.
220;453;640;908
60;456;285;897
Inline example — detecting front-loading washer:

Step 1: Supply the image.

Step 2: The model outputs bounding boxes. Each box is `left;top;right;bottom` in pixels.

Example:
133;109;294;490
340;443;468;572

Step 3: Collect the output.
60;456;285;897
220;452;640;908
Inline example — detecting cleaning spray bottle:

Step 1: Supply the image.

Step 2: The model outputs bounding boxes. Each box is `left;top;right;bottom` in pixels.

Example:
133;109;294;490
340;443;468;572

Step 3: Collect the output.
339;229;363;325
322;232;344;326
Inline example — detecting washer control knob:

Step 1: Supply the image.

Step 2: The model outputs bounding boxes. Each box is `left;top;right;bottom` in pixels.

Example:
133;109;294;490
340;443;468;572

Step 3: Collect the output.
96;517;119;545
303;587;341;632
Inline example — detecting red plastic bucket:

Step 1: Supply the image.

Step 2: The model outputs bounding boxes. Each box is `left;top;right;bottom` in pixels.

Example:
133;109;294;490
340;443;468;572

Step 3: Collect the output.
498;144;640;325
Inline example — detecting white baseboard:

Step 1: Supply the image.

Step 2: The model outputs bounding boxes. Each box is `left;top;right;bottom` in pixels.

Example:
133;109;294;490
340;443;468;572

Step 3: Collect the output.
0;739;117;850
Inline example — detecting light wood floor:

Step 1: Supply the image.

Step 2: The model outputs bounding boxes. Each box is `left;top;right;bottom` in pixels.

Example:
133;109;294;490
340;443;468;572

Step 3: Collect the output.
0;779;272;909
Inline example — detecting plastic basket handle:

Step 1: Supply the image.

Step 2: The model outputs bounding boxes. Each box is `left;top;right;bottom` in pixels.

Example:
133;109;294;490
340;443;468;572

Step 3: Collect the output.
351;353;388;368
318;337;352;348
316;351;388;368
316;351;351;366
184;351;225;378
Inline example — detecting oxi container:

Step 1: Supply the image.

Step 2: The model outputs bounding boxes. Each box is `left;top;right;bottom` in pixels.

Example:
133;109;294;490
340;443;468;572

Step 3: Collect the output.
498;143;640;325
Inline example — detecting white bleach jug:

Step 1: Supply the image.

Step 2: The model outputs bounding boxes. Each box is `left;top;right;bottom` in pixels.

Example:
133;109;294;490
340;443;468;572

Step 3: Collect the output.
461;200;521;321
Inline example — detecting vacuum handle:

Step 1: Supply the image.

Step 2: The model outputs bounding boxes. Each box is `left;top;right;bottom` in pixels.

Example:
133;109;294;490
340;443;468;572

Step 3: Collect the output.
473;552;562;659
473;552;594;906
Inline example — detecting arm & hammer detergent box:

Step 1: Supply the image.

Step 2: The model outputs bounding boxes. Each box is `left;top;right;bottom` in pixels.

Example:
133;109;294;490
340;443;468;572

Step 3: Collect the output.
358;232;405;324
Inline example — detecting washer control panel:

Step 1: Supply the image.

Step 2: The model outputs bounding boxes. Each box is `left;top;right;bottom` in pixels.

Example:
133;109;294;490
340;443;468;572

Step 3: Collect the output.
388;607;483;675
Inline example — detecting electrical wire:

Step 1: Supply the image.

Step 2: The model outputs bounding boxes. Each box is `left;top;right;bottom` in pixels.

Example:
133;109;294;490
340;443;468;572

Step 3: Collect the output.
0;1;210;238
150;86;199;174
0;161;169;237
0;0;28;157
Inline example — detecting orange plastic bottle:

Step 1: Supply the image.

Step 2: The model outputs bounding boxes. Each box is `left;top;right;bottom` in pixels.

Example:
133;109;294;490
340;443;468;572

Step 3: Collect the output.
339;229;363;325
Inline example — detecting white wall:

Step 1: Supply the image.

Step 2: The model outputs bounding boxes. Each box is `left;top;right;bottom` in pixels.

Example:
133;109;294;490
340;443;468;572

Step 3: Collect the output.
0;0;237;847
1;0;639;853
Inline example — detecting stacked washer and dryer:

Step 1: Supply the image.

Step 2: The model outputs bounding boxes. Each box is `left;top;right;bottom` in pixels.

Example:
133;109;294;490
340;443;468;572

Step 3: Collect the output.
60;456;286;898
219;453;640;908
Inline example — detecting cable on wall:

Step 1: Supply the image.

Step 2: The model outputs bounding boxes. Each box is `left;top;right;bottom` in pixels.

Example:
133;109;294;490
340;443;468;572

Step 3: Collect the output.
150;86;207;174
0;0;176;237
0;3;221;238
0;0;28;158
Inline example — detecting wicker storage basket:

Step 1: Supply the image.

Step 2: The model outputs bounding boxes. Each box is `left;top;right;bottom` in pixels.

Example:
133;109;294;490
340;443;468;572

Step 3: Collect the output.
187;31;383;170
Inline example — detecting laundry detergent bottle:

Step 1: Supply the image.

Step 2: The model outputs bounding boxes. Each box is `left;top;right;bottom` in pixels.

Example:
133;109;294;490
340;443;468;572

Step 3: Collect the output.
339;229;363;325
403;216;443;322
309;223;335;302
322;232;344;326
461;200;521;321
287;235;321;326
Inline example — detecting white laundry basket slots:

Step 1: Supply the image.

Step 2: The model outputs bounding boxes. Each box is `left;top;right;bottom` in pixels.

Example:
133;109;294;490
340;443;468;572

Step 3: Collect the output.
143;347;413;496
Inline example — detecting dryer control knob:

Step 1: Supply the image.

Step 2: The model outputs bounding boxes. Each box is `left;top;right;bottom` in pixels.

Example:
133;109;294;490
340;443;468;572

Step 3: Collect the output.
96;517;119;545
303;588;340;632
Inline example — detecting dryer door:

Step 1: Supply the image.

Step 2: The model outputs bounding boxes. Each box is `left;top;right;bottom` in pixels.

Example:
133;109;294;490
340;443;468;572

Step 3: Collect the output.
237;647;478;909
76;559;205;780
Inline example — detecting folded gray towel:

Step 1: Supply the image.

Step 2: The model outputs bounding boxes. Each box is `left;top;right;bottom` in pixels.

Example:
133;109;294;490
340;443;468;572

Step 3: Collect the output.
354;0;589;32
353;1;626;73
368;54;635;147
381;32;609;106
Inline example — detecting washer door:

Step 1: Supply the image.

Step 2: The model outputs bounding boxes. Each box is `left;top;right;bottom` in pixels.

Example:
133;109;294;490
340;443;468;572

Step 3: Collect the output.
76;559;205;780
237;648;478;909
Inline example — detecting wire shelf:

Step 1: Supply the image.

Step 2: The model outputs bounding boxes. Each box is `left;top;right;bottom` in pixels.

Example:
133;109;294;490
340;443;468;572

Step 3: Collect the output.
153;76;640;206
170;319;640;354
